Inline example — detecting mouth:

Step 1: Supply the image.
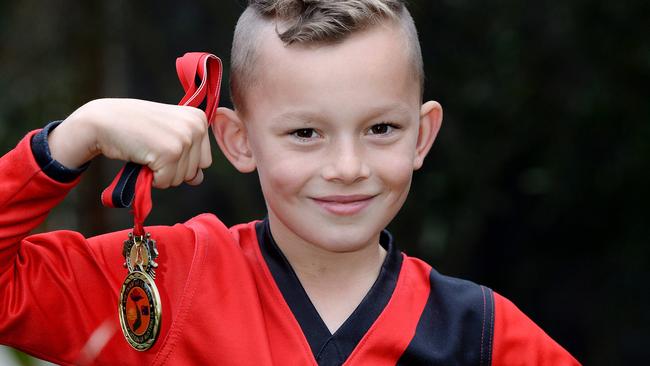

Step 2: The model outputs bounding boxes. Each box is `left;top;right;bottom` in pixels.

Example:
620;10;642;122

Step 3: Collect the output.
311;194;376;216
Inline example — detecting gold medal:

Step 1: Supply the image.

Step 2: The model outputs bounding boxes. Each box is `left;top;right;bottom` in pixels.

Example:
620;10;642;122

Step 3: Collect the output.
118;232;161;351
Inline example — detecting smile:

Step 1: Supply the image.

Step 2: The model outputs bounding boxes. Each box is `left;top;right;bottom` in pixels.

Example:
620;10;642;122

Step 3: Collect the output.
311;195;376;216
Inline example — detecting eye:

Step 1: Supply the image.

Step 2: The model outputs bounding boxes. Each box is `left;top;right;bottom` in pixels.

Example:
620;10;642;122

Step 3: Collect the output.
368;122;399;135
290;128;320;140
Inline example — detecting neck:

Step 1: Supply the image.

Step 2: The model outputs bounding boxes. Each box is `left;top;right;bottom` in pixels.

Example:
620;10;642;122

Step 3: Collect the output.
267;213;387;333
287;240;386;289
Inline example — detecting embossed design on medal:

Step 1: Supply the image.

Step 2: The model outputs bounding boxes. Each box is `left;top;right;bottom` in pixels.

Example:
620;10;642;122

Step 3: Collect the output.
118;231;162;351
123;232;159;278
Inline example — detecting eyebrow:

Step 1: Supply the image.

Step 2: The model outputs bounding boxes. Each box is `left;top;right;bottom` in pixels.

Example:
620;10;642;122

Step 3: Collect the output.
271;103;413;124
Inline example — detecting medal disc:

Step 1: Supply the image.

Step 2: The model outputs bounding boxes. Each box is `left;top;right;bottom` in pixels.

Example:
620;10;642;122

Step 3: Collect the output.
118;270;162;351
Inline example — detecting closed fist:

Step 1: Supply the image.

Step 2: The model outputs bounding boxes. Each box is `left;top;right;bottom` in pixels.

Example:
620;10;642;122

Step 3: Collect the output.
48;98;212;188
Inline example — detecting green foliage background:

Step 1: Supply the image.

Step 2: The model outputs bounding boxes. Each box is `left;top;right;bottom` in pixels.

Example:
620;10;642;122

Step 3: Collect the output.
1;0;648;364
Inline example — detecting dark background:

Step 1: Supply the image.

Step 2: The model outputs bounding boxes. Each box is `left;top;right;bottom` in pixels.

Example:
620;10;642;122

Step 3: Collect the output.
1;0;648;364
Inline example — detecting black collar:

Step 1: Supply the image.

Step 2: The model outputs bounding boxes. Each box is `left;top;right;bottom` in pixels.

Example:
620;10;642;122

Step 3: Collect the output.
255;218;403;366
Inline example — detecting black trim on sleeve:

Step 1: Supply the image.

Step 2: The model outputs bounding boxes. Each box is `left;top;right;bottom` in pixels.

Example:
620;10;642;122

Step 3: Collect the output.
396;270;495;365
31;120;90;183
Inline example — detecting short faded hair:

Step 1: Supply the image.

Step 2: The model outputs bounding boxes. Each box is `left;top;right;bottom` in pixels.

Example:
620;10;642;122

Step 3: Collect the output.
230;0;424;116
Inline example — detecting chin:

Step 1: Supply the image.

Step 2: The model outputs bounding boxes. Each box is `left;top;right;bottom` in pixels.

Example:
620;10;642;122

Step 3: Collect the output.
305;226;380;253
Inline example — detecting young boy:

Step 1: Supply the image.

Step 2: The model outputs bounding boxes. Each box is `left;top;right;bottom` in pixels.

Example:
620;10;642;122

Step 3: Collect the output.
0;0;580;365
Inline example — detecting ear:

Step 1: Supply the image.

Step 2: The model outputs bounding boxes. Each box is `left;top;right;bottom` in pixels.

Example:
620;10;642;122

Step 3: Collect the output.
211;107;256;173
413;101;443;170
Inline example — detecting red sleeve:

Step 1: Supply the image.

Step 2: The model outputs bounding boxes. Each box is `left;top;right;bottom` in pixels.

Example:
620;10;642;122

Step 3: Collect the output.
492;292;581;366
0;130;77;273
0;132;197;365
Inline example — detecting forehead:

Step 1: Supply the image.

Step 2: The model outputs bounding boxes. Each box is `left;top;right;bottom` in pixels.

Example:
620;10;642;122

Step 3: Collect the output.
245;21;420;123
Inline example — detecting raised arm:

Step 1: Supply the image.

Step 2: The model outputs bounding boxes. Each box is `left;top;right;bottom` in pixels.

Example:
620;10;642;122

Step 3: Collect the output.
0;99;210;271
0;99;212;364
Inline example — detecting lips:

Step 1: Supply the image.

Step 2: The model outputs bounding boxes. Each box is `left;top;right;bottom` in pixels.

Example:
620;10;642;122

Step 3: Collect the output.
311;194;376;216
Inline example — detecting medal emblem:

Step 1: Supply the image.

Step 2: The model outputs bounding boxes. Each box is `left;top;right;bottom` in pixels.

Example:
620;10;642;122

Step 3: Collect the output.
118;232;161;351
123;232;159;278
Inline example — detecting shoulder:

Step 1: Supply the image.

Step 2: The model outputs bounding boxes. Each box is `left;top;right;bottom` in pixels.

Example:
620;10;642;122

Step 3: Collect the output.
492;291;581;365
397;255;495;365
176;214;265;262
417;257;493;309
401;256;493;318
181;213;260;247
398;255;580;365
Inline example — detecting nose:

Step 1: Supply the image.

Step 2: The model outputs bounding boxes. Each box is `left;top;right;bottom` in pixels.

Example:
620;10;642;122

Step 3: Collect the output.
321;138;370;184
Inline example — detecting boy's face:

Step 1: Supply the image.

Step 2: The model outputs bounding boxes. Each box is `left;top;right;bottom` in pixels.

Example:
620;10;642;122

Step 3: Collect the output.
218;21;441;253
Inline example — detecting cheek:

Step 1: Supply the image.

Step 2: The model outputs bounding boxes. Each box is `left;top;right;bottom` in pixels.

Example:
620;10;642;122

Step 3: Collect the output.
256;150;316;197
249;134;302;196
369;145;415;191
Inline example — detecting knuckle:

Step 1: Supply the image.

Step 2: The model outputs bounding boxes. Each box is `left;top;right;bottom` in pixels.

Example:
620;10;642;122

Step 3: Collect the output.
184;106;207;122
179;132;193;147
188;113;208;135
174;125;198;147
195;109;208;124
196;119;208;134
187;126;204;142
162;141;184;158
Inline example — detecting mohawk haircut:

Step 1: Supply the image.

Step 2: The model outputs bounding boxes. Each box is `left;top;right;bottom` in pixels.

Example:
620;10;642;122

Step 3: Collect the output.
230;0;424;116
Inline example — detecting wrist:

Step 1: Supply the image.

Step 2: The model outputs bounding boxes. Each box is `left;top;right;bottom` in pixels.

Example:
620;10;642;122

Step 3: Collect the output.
49;103;101;168
31;121;91;182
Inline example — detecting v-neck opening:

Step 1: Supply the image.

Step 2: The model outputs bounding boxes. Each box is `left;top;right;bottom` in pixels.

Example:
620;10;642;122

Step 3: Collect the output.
255;219;403;366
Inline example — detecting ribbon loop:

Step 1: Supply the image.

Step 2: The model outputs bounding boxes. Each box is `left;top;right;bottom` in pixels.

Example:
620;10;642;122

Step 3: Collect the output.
176;52;223;123
101;52;223;234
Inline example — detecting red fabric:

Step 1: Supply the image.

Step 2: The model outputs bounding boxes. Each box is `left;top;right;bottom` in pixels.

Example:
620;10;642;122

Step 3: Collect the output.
492;292;581;365
100;164;124;209
343;257;431;365
176;52;222;123
0;133;580;365
132;168;153;235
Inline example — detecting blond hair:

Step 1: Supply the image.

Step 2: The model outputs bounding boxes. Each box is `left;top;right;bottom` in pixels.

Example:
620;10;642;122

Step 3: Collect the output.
230;0;424;116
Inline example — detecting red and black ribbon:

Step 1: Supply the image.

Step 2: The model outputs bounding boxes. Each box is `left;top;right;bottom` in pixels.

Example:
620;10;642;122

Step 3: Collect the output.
100;52;222;236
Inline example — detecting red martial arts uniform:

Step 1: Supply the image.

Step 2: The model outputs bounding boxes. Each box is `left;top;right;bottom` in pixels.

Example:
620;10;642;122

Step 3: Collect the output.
0;127;581;365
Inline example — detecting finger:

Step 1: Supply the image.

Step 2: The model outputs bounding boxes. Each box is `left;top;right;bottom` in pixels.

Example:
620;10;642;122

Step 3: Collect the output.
184;138;202;182
153;164;176;189
171;147;191;187
199;129;212;169
185;169;204;186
